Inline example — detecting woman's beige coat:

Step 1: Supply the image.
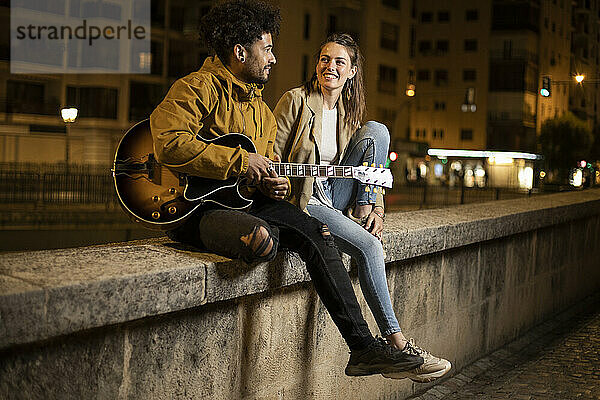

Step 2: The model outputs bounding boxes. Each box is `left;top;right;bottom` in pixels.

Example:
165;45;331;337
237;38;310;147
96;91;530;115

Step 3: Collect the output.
273;86;384;211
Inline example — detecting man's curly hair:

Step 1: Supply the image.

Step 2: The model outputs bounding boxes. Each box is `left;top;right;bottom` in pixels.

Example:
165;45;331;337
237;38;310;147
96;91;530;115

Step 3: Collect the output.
200;0;281;63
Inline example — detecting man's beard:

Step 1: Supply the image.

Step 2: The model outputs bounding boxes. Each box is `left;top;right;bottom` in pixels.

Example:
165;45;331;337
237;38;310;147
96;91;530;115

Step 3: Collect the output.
245;58;271;84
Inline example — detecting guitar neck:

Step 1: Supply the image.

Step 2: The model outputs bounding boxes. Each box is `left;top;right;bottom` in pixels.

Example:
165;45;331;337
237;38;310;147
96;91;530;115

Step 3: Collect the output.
273;163;355;179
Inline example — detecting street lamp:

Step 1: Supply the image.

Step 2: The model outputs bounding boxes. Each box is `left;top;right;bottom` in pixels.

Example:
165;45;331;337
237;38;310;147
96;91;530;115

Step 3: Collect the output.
60;107;78;167
575;74;585;84
61;107;78;122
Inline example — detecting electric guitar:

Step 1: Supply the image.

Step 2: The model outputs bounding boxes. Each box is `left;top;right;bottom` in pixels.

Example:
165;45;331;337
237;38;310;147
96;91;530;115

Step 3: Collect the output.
112;119;393;231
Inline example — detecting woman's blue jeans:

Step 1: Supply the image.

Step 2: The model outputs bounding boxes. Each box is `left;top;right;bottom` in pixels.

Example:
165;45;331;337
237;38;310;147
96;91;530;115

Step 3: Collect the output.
307;121;402;337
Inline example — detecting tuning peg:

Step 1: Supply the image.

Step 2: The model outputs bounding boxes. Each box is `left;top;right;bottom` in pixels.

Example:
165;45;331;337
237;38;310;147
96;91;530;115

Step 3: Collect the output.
371;163;376;167
373;187;378;193
365;186;371;192
382;189;386;195
379;164;383;168
363;162;368;166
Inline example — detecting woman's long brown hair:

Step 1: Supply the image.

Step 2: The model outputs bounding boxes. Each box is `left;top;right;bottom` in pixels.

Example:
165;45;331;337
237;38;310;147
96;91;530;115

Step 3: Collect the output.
303;33;366;130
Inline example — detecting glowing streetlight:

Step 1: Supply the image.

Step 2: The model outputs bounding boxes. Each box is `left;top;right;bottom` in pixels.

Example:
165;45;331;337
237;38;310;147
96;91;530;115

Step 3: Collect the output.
575;74;585;83
61;107;78;123
60;107;78;167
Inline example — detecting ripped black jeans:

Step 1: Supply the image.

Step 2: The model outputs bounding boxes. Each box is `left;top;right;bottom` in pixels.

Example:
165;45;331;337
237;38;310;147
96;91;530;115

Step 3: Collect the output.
167;194;374;350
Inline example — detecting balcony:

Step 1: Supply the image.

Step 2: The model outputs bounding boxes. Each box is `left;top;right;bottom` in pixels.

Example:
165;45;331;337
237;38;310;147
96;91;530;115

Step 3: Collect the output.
492;2;540;32
490;50;539;64
0;98;61;116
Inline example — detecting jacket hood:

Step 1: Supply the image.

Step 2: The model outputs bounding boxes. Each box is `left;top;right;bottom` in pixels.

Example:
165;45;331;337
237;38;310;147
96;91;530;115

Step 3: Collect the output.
200;56;264;105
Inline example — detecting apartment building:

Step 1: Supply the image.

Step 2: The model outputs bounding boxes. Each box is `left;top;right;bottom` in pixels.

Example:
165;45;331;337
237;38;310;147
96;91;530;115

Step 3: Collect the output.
1;0;415;166
410;1;490;151
0;0;210;164
570;0;600;130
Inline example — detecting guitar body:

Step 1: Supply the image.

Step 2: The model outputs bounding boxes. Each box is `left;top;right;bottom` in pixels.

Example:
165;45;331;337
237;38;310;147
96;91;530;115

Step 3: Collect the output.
113;119;255;231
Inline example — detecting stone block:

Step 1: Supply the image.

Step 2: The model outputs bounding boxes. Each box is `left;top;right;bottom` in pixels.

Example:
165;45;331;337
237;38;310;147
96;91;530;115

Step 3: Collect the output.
506;232;535;289
479;239;508;298
534;227;554;276
440;245;481;309
0;244;207;349
388;254;445;329
0;327;124;399
123;301;241;399
454;300;491;367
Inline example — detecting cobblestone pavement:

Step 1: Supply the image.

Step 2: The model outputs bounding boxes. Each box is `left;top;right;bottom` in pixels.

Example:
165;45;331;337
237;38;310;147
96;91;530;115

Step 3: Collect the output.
411;295;600;400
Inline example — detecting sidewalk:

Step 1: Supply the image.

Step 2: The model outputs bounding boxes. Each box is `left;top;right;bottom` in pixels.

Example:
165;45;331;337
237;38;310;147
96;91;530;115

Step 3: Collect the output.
410;293;600;400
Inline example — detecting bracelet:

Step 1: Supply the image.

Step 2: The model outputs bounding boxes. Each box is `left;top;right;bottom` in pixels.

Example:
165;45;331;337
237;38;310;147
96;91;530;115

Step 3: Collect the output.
372;209;385;221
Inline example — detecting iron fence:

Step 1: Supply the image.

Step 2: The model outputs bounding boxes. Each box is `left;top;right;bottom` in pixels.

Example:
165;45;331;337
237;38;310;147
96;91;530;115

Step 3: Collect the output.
386;183;578;211
0;162;119;207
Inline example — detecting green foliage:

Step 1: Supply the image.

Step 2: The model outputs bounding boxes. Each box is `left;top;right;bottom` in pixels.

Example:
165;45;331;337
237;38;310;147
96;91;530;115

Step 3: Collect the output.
539;112;593;172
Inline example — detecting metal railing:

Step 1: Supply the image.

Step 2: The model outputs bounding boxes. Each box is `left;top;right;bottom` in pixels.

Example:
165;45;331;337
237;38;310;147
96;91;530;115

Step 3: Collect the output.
0;163;118;207
386;183;578;211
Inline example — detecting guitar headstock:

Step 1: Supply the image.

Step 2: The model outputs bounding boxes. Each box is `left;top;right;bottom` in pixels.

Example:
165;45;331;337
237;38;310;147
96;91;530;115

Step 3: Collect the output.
353;166;393;188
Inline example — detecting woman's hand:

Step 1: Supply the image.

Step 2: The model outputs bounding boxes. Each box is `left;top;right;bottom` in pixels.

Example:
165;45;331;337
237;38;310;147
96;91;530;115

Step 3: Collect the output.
363;206;384;240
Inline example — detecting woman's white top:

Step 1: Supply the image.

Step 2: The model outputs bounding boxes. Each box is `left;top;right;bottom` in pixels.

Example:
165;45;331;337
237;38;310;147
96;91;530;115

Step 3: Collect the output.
308;107;339;209
320;107;338;166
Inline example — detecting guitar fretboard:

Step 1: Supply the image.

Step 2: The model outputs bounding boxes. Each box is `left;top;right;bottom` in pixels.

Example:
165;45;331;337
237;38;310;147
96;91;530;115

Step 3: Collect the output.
273;163;354;178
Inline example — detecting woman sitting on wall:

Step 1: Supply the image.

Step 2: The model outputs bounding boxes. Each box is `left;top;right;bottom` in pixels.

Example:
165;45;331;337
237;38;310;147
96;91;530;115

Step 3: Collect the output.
272;32;451;382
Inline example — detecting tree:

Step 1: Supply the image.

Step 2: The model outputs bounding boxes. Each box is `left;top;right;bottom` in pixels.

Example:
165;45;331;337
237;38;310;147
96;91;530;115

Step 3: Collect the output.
539;113;593;180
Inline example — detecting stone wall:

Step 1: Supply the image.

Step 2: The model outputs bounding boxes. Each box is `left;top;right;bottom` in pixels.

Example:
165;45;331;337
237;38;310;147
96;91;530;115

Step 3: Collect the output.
1;189;600;399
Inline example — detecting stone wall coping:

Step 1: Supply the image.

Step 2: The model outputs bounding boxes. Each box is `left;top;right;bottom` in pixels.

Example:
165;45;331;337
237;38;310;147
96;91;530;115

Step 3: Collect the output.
2;188;600;350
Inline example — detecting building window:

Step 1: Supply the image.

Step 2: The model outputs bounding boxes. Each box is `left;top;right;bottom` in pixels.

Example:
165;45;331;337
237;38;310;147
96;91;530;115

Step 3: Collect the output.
151;41;163;75
303;13;311;40
434;69;448;86
328;15;337;35
438;11;450;22
460;129;473;141
417;69;430;81
151;0;165;27
302;54;309;82
129;82;165;121
67;86;118;119
465;9;478;21
464;39;478;52
418;40;432;55
380;22;399;51
415;128;427;138
168;40;204;78
421;12;433;22
434;101;446;110
170;4;185;31
381;0;400;9
463;69;477;81
436;40;449;54
433;129;444;139
378;65;397;94
410;26;416;57
6;80;53;115
377;108;397;136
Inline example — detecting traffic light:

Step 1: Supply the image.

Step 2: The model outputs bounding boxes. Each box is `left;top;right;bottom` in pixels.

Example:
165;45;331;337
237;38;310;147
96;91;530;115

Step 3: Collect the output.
541;76;551;97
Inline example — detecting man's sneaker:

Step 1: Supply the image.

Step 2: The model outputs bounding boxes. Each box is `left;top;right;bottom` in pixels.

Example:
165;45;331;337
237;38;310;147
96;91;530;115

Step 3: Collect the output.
345;337;424;376
382;339;451;382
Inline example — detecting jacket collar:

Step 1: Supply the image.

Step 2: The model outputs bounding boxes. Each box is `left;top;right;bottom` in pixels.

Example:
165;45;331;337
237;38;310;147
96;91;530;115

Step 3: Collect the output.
200;56;264;102
305;85;347;120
